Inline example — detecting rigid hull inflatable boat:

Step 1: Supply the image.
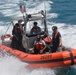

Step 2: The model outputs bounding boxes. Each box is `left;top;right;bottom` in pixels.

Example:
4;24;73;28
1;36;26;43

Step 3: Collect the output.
0;9;76;68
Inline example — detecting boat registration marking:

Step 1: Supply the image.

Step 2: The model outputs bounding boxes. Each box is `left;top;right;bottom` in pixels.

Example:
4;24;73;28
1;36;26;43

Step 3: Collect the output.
40;55;52;60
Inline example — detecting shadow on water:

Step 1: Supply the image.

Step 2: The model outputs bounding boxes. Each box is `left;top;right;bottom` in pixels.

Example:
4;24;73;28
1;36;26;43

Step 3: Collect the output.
55;67;69;75
46;67;70;75
66;67;76;75
53;66;71;75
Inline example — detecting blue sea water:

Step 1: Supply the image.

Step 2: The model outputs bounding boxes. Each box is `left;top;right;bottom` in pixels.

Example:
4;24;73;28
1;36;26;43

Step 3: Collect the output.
51;0;76;25
0;0;76;75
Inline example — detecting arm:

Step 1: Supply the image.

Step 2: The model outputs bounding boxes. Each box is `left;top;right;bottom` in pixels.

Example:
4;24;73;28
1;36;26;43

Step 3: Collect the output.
12;26;15;35
59;37;62;47
58;32;62;47
30;28;33;34
40;40;46;53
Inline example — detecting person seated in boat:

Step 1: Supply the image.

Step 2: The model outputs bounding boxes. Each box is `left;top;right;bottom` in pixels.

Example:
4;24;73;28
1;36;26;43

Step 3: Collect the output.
44;35;52;53
51;26;62;53
10;21;25;52
30;22;41;34
32;35;46;54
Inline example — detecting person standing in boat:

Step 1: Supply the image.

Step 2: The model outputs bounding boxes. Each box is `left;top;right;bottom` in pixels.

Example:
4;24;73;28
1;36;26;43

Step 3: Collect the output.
11;20;25;52
51;26;62;53
30;22;41;34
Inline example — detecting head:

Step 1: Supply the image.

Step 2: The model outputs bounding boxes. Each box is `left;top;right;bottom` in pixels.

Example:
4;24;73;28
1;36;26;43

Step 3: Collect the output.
15;23;19;28
37;35;41;41
34;22;37;25
33;22;38;27
52;26;57;32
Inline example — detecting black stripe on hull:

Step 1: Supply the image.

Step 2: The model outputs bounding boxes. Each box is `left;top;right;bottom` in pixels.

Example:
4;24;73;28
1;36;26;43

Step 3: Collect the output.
22;56;76;64
0;46;76;65
67;49;74;65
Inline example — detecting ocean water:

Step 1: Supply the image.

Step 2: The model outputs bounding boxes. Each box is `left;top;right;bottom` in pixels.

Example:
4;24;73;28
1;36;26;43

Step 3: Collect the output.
50;0;76;25
0;0;76;75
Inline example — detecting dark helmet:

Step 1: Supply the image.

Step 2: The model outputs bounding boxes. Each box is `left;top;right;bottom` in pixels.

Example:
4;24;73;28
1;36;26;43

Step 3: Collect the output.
15;23;19;27
37;35;41;41
14;23;19;29
34;22;37;25
52;26;57;30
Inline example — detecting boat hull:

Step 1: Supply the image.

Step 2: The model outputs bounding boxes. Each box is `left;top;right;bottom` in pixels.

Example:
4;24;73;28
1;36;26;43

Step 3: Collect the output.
0;45;76;68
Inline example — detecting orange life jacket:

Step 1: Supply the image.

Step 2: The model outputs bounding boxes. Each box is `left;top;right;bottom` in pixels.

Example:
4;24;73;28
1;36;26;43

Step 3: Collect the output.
52;31;59;39
44;37;52;43
35;42;45;50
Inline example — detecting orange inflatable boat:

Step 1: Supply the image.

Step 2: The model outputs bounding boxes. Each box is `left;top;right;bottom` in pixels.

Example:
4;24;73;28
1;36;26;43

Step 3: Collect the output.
0;10;76;68
0;45;76;68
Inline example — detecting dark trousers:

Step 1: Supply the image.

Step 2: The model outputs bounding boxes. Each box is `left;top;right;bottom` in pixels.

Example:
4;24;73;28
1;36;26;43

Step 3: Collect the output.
10;36;18;49
10;36;26;52
34;47;40;54
51;45;58;53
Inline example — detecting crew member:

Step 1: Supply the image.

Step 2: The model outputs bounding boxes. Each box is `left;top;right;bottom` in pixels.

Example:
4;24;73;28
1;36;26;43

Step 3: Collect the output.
11;21;25;52
30;22;41;34
34;35;46;54
51;26;62;53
